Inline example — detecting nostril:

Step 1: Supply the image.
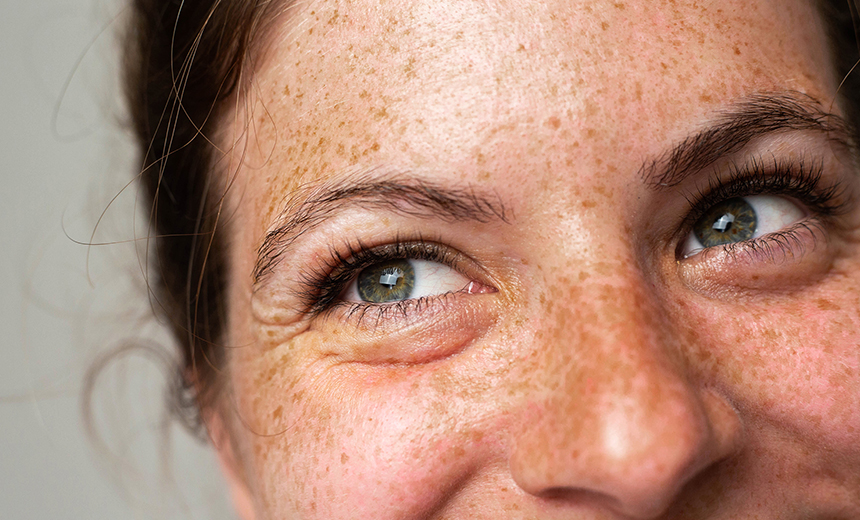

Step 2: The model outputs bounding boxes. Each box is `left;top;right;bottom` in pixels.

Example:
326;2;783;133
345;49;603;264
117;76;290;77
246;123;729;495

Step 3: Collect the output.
529;482;676;519
539;487;625;510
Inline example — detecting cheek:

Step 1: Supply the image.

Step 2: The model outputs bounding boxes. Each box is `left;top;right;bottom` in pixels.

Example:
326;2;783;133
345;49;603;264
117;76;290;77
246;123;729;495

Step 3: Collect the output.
229;342;507;519
676;275;860;449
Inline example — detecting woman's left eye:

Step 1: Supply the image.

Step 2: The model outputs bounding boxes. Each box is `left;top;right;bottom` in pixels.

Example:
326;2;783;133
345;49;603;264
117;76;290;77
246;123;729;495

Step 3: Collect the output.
342;259;471;303
681;195;806;257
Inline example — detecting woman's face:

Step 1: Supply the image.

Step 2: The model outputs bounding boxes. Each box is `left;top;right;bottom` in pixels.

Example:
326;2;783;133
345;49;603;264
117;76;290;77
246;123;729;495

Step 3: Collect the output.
216;0;860;518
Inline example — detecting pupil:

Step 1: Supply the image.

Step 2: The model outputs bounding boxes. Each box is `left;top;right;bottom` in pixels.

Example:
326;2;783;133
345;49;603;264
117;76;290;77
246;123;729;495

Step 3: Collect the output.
693;197;757;248
357;259;416;303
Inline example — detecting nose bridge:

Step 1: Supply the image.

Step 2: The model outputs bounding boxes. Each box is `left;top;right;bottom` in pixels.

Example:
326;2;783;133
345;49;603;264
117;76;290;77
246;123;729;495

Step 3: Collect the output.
509;265;738;518
535;267;692;441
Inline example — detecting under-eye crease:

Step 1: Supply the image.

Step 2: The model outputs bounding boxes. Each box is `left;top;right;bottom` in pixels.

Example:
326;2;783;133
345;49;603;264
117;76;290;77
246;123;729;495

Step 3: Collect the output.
677;156;849;260
292;237;493;323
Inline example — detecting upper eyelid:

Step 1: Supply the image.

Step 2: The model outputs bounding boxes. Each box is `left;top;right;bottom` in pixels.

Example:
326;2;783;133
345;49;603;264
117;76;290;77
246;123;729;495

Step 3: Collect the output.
330;241;464;275
253;173;509;288
679;157;841;228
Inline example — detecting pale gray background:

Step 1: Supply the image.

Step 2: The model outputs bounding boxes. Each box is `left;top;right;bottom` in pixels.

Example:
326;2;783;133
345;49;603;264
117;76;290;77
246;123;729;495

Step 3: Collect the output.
1;1;233;518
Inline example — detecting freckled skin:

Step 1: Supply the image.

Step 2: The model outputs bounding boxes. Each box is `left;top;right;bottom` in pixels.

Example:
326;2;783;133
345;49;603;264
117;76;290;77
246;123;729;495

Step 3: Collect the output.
215;0;860;519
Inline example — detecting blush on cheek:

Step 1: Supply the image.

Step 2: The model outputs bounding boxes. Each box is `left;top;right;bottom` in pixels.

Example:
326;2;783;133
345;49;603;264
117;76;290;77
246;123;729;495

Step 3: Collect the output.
781;309;860;447
306;430;471;517
677;291;860;449
234;352;500;519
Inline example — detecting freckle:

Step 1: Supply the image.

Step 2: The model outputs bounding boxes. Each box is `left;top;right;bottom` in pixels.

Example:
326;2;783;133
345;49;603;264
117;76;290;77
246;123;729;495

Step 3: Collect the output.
272;405;282;419
733;45;742;56
546;116;561;129
292;389;305;402
327;9;339;25
517;43;525;51
601;21;609;31
403;56;417;78
341;453;349;463
816;299;841;311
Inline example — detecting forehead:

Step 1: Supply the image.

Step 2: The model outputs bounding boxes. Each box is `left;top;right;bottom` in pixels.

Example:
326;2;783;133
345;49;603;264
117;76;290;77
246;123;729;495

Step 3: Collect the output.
237;0;834;216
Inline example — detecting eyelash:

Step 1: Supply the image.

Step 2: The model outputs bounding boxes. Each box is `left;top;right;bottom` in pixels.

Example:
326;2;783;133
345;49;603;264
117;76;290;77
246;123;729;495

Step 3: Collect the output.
678;157;848;258
294;237;464;319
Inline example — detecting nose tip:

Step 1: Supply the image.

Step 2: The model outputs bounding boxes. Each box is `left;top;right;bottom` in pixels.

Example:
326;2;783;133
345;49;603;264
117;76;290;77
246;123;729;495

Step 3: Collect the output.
510;370;743;519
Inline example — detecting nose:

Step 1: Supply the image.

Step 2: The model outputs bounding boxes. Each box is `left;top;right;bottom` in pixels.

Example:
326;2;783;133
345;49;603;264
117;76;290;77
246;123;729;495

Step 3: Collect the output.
508;278;742;518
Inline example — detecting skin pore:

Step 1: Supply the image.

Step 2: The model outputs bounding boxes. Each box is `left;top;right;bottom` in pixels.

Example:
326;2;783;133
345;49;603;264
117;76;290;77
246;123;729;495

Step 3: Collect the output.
211;0;860;518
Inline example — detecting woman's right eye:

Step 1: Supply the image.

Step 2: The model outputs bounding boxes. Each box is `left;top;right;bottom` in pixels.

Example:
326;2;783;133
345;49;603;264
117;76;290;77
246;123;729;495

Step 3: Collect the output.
342;258;474;304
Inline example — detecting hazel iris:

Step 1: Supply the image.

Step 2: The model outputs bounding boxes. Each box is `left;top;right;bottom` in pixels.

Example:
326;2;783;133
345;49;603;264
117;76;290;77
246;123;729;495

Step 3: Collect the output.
357;259;416;303
694;197;758;248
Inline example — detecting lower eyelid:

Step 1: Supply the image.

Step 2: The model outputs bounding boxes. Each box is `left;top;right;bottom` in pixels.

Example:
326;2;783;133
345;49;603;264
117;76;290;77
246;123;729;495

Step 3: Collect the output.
328;290;461;329
676;218;831;295
319;293;500;363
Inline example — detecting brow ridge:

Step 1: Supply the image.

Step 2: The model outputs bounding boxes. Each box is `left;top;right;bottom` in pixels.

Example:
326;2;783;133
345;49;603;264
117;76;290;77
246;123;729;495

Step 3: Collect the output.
640;91;853;189
253;170;508;285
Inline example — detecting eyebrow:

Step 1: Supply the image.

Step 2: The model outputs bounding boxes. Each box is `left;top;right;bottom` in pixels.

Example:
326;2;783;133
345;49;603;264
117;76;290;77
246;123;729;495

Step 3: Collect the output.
253;170;508;285
640;92;855;189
